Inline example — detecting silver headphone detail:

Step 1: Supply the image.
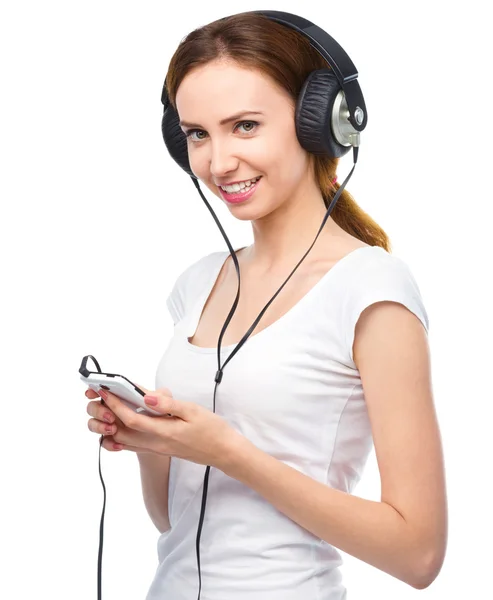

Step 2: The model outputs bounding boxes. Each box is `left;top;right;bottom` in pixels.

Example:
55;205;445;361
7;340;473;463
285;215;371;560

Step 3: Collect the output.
331;90;362;148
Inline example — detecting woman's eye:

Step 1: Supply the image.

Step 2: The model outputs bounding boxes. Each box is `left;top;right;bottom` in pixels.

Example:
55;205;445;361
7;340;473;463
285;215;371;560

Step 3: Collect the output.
185;120;258;142
237;121;257;133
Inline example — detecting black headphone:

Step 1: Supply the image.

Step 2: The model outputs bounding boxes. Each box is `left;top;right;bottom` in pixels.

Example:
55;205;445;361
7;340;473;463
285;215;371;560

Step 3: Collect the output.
159;10;368;600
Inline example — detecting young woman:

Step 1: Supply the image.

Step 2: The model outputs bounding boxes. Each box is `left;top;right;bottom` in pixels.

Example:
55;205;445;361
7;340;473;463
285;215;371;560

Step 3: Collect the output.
86;12;447;599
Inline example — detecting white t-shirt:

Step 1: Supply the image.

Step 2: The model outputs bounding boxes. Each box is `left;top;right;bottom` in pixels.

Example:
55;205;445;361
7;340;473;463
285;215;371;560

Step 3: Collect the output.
145;245;429;600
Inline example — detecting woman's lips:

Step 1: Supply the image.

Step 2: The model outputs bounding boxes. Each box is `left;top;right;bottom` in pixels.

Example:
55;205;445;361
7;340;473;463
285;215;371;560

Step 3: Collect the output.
218;177;262;204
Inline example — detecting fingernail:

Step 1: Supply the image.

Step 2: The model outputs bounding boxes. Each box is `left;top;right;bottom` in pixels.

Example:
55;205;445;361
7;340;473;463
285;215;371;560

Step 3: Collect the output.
99;389;108;400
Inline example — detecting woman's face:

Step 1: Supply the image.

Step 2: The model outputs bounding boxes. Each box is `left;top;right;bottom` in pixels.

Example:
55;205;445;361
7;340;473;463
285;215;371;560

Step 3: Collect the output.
175;59;315;220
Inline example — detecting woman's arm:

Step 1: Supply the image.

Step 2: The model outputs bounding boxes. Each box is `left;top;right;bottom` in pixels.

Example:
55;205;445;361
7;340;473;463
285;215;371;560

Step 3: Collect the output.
221;301;447;590
137;453;171;534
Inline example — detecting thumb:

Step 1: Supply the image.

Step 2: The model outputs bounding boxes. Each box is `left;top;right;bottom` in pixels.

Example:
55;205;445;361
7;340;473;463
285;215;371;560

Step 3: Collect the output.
136;383;173;398
144;390;183;418
156;386;173;397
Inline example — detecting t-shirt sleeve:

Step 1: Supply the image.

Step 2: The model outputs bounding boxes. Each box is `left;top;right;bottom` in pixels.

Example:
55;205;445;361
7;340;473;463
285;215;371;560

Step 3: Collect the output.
166;273;186;326
165;260;199;326
165;251;221;326
343;253;429;366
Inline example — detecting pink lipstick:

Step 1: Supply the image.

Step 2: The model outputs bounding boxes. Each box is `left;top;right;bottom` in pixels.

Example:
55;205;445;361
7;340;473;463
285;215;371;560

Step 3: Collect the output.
218;177;262;204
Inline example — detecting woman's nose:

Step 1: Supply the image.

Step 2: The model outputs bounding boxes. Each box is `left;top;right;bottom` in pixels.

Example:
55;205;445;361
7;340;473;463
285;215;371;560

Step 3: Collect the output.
209;141;239;178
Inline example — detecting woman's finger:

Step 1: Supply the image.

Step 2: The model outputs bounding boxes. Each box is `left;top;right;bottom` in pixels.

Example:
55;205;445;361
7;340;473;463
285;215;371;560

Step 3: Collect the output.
100;435;153;454
86;400;126;430
87;400;112;421
100;435;126;452
88;417;117;436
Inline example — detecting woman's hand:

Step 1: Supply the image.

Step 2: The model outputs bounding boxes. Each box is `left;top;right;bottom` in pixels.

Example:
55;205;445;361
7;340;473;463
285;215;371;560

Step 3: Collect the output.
97;388;244;470
86;383;167;455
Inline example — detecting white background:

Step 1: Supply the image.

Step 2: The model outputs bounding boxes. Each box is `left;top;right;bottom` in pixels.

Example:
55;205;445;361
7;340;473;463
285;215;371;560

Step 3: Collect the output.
1;1;491;598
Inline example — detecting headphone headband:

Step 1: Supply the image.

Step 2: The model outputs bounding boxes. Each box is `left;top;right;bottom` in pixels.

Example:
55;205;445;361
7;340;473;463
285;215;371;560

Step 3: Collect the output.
161;9;367;133
254;10;358;84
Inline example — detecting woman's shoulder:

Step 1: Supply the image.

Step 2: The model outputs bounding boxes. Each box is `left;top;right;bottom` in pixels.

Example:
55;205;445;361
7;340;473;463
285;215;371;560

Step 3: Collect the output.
173;249;225;290
165;249;225;325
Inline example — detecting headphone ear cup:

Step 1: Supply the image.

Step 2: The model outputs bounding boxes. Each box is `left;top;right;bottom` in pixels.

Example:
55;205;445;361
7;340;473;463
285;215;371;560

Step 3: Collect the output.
295;68;351;159
161;104;197;179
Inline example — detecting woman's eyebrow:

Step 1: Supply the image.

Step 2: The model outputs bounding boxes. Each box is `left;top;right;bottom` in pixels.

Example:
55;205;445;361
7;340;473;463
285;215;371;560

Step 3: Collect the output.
179;110;264;128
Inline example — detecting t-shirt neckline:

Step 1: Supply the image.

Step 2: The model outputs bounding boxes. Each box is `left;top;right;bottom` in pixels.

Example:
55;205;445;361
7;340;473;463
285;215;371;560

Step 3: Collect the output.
183;245;380;354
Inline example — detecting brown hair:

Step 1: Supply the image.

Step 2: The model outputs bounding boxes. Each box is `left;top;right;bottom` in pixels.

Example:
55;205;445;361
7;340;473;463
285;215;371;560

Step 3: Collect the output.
164;12;391;252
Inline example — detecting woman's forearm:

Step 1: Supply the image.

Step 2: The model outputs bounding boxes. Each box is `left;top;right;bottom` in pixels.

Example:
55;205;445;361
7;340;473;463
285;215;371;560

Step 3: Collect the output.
136;453;171;534
220;437;436;589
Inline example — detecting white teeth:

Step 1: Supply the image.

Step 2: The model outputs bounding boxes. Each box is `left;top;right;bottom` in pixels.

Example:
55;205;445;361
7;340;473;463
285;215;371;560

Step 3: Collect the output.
220;176;261;193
